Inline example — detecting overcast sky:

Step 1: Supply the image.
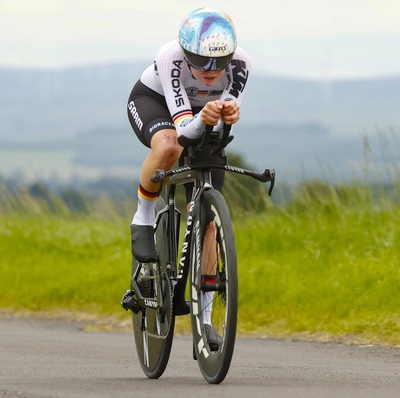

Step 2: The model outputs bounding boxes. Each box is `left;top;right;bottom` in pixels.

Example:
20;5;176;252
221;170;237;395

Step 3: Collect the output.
1;0;400;79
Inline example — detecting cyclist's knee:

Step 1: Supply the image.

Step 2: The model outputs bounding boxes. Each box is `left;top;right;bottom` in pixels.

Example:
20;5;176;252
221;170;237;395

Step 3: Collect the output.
151;129;182;161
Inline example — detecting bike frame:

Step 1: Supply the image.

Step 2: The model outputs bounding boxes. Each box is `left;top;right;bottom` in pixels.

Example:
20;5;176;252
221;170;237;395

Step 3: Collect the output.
152;156;275;316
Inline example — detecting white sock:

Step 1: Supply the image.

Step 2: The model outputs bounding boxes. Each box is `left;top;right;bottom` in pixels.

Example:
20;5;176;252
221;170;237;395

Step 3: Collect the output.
131;185;158;226
202;291;214;325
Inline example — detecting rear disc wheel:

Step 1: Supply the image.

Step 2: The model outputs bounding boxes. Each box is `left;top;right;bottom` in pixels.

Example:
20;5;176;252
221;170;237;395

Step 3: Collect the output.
131;197;175;379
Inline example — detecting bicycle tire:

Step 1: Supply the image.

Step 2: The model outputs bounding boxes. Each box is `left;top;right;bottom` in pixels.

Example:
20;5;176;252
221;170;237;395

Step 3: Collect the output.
131;197;175;379
190;189;238;384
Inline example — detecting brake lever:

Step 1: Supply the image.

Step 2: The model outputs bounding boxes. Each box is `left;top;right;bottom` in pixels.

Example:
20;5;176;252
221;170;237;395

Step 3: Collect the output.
264;169;276;196
150;169;166;196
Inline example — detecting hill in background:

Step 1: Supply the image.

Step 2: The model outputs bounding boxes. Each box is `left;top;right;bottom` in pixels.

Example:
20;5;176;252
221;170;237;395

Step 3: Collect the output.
1;63;399;183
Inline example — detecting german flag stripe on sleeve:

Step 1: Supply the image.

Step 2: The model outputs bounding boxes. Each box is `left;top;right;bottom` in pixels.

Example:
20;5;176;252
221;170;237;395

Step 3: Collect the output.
172;110;193;126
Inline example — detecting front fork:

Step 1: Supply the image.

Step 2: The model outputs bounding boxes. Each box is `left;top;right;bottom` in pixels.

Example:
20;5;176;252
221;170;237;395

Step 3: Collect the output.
173;197;202;316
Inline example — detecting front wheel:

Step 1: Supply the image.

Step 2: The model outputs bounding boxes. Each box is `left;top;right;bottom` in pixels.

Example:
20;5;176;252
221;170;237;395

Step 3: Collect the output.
190;190;238;384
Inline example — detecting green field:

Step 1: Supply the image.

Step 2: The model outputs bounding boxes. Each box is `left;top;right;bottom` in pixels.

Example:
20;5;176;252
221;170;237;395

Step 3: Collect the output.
1;172;399;346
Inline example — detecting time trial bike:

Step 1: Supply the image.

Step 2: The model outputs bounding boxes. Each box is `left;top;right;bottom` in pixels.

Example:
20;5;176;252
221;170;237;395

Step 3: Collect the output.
122;124;275;384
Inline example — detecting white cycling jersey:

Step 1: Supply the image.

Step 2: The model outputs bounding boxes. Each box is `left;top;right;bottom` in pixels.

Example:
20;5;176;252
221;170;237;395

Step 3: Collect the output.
140;40;252;140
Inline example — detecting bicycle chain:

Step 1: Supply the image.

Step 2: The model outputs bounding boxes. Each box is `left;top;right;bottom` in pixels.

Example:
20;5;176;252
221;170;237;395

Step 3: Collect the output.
142;271;174;340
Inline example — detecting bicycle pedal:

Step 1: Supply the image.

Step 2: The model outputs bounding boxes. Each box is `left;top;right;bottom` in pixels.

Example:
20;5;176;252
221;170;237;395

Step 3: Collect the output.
121;290;141;314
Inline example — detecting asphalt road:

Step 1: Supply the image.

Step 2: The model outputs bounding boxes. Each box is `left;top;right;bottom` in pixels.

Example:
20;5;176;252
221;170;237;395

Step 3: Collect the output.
1;317;399;398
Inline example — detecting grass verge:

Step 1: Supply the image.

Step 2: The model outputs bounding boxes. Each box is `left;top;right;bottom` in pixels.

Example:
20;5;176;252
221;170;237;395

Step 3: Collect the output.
1;183;399;346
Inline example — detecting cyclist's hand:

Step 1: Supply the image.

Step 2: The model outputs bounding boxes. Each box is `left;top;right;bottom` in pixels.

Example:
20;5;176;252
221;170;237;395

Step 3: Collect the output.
221;100;240;125
201;100;224;126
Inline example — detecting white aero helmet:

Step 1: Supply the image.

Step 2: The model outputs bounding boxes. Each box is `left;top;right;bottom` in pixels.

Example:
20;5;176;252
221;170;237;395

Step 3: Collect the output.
178;7;237;71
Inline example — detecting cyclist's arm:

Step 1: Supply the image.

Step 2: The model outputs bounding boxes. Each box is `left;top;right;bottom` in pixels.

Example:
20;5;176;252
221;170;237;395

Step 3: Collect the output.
201;47;252;130
220;47;252;109
154;41;206;143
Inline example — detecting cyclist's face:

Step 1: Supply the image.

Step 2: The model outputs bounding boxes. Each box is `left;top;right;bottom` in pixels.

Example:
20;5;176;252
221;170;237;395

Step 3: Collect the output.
190;67;225;87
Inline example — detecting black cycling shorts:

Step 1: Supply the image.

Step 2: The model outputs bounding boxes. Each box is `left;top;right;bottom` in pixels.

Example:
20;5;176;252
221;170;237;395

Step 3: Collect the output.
127;79;224;202
127;80;175;147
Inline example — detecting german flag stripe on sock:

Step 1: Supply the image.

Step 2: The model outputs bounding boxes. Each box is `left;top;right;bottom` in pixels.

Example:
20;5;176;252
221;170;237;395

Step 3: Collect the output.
138;185;158;201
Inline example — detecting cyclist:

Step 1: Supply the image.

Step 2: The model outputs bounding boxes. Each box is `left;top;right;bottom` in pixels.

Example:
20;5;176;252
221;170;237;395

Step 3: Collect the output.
127;7;251;344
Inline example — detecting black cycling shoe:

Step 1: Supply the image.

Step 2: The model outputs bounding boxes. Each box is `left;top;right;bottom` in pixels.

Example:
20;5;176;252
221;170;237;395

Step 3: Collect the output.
204;324;222;351
131;224;158;262
193;324;222;360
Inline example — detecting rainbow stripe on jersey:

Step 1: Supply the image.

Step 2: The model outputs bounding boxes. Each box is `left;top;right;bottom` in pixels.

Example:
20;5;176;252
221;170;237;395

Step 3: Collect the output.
173;110;193;126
